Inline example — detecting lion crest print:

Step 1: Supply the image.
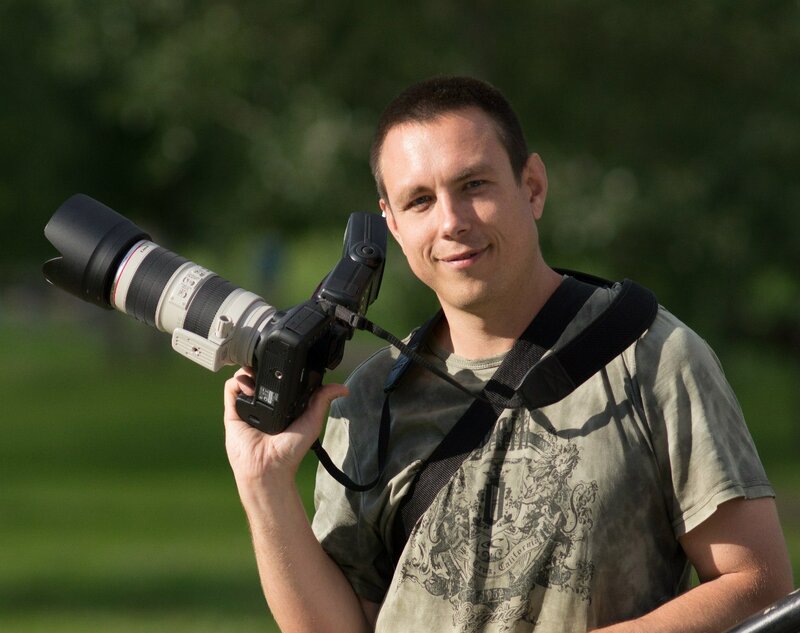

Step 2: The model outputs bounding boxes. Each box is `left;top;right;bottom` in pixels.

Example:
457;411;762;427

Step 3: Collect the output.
400;415;598;630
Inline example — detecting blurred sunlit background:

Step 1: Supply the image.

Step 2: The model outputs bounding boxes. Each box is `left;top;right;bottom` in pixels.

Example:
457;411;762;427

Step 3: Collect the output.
1;2;798;631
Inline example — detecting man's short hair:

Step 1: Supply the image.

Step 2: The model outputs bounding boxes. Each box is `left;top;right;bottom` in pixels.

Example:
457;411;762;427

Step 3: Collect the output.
370;76;530;201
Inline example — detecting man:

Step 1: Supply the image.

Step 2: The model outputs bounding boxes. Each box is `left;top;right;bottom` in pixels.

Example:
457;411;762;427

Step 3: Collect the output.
223;76;793;632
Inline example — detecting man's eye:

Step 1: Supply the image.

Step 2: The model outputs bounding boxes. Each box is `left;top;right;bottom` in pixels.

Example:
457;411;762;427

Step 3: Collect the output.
465;180;486;190
407;196;431;210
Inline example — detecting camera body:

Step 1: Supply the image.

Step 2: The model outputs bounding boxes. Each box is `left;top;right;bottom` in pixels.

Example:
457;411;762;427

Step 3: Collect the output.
43;194;386;434
235;212;386;433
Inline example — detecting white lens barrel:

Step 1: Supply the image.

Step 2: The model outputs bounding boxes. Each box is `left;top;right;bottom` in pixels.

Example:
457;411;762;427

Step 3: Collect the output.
211;290;277;366
110;239;276;369
155;261;216;333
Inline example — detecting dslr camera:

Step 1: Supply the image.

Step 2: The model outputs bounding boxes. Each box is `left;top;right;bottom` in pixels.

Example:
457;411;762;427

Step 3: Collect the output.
43;194;386;434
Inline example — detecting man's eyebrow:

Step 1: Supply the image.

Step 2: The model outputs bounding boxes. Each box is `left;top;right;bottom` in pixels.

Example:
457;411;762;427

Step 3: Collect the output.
452;162;494;183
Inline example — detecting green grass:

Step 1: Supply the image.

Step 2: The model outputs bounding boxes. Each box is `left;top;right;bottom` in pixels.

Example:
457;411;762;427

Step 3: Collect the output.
1;475;268;629
1;316;798;631
1;319;286;631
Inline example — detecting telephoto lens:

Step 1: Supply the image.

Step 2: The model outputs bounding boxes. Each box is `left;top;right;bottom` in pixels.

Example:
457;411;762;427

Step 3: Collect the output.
43;194;277;371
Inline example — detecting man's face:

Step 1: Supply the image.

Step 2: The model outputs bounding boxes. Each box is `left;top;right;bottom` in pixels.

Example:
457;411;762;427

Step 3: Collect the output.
378;107;547;317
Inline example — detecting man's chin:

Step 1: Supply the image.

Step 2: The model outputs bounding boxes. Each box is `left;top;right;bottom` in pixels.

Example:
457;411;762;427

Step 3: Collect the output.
436;286;494;314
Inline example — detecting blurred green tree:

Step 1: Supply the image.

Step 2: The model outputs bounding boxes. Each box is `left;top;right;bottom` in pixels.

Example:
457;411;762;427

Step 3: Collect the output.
1;0;798;348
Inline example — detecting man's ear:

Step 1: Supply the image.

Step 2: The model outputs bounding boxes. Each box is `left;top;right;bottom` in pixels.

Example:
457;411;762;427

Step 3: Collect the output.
523;153;548;220
380;199;403;248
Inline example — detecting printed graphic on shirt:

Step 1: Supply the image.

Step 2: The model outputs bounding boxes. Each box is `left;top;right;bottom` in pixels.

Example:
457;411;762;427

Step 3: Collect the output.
399;416;598;631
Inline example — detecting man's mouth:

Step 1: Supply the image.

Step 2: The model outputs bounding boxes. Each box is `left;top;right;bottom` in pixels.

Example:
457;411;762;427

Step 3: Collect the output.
438;247;485;265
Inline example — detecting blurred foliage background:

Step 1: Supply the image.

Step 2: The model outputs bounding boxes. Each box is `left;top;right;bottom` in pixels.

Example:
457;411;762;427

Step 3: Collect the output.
1;1;798;631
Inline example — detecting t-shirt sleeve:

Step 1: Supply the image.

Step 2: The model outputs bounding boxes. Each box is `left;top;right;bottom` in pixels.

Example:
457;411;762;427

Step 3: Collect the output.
633;310;774;537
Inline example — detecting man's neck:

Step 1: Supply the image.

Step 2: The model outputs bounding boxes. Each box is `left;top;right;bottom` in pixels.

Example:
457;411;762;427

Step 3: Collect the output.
434;266;564;360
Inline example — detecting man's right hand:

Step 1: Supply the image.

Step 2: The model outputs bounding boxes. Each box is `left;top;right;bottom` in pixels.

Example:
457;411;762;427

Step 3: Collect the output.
223;367;349;488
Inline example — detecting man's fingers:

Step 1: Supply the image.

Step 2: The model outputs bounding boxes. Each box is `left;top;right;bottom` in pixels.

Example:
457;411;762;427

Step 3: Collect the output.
235;372;256;396
309;383;350;416
224;368;256;423
282;383;349;443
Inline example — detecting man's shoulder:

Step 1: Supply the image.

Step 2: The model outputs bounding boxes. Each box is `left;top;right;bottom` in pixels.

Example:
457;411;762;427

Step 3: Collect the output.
627;304;731;406
345;344;398;391
569;279;710;367
344;323;428;390
638;305;716;365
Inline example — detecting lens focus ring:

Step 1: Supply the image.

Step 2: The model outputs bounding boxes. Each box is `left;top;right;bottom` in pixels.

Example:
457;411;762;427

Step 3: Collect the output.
183;276;238;338
127;247;188;327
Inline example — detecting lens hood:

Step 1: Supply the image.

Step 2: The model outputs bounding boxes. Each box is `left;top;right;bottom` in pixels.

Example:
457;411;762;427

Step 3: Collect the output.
43;194;150;308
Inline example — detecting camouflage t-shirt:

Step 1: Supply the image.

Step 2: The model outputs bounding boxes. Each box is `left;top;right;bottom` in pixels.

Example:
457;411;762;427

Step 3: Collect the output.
312;283;773;632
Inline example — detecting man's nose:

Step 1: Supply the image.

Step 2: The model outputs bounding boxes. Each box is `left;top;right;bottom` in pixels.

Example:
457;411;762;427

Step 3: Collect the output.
438;193;471;238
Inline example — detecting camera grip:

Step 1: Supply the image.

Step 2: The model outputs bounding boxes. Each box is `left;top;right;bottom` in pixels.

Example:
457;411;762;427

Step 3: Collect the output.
235;392;292;435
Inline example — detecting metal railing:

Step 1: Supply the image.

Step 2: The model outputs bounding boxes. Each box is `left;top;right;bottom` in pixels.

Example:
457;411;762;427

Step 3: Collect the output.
725;589;800;633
